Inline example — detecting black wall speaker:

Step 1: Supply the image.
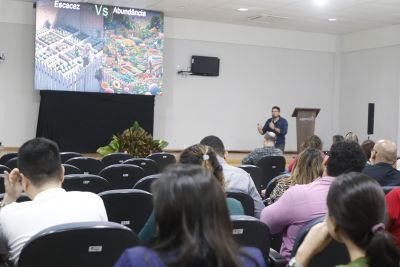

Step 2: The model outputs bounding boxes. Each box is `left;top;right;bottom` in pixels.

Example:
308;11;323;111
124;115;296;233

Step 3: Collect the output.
367;103;375;135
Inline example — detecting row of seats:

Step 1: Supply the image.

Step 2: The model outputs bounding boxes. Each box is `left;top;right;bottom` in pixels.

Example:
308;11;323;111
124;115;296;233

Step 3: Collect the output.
14;214;342;267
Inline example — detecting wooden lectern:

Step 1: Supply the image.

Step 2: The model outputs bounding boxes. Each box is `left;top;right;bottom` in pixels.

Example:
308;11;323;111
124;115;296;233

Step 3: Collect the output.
292;108;320;152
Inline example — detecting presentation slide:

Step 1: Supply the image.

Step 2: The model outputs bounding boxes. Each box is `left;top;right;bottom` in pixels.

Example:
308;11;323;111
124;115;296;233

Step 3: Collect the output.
35;0;164;95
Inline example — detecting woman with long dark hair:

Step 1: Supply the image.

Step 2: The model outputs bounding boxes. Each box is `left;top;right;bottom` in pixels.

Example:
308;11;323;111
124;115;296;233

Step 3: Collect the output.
291;172;400;267
115;164;265;267
138;144;244;243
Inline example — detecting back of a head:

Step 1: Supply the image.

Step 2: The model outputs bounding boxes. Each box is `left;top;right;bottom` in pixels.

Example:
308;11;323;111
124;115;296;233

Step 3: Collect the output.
344;132;359;144
374;139;397;164
200;135;225;156
301;135;322;151
264;132;276;143
332;135;344;145
18;137;62;187
361;140;375;161
291;148;323;184
327;172;400;267
179;144;224;186
152;164;242;267
327;141;366;177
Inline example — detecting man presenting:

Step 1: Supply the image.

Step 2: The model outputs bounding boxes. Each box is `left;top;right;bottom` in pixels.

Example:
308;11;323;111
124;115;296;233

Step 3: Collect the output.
258;106;288;152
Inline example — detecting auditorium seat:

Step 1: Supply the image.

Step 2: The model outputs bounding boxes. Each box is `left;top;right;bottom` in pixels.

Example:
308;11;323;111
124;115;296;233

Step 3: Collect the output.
18;221;139;267
0;174;4;194
146;152;176;171
256;156;286;191
99;189;153;233
63;164;82;175
98;164;145;189
124;158;159;176
101;153;133;167
0;153;18;165
4;157;18;170
63;174;110;194
0;193;31;202
60;152;82;163
133;174;161;193
291;216;349;267
65;157;104;175
238;165;263;194
226;192;255;217
0;165;10;175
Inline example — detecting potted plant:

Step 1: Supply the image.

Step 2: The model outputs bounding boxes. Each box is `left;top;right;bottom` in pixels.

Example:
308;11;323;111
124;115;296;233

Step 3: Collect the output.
97;121;168;158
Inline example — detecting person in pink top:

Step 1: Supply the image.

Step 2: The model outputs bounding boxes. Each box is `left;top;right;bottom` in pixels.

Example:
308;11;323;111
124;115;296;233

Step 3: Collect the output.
260;141;366;260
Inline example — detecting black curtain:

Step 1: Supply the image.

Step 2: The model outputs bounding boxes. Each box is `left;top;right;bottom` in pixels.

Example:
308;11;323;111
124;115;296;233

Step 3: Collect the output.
36;91;154;152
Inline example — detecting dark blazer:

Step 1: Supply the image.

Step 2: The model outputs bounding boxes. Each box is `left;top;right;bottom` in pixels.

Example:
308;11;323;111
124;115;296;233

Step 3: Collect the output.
362;162;400;186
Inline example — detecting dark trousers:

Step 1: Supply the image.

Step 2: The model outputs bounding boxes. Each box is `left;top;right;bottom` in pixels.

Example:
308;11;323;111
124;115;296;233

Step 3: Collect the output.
276;143;285;153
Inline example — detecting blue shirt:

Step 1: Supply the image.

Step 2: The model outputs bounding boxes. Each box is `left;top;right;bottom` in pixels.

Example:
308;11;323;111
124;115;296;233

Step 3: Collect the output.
114;246;267;267
262;117;288;145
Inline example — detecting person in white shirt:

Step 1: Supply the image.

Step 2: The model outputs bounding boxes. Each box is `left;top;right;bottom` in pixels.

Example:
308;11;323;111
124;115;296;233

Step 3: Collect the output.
200;135;264;218
0;138;108;265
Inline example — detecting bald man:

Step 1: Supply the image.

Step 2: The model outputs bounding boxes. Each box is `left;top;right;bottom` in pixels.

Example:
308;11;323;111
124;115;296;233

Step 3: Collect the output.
362;139;400;186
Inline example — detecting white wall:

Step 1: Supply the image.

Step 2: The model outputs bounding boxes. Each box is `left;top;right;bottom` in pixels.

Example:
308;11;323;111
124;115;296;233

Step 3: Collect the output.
155;38;335;151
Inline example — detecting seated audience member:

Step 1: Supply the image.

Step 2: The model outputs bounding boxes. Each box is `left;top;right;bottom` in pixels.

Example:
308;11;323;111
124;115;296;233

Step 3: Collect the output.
293;172;400;267
266;148;323;205
361;139;375;166
138;144;244;244
332;134;344;145
345;131;359;144
288;135;323;173
0;138;107;265
386;188;400;246
115;165;266;267
242;132;283;165
200;135;264;218
362;139;400;186
260;141;366;261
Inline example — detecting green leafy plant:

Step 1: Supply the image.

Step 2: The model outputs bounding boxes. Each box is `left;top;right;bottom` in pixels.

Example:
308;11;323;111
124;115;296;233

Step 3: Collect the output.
97;121;168;158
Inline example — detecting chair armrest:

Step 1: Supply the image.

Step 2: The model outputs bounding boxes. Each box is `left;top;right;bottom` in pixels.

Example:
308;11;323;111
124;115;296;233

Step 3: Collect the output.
269;248;288;267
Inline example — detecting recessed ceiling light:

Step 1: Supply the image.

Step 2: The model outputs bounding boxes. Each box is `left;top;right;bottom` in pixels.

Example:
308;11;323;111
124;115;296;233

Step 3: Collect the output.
237;8;249;12
314;0;328;6
328;18;337;22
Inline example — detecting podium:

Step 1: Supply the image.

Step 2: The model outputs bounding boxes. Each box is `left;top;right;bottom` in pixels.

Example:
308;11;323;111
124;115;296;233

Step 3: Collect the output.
292;108;320;152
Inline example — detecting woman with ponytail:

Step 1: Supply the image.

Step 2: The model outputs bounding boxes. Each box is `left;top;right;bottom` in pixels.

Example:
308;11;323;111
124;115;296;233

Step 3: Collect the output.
291;172;400;267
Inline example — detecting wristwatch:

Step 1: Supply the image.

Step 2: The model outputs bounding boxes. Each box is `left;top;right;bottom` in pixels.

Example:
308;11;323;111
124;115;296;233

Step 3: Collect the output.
288;257;304;267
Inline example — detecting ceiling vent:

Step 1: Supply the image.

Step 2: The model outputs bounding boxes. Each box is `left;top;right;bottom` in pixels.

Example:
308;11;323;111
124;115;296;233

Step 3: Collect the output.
247;14;290;25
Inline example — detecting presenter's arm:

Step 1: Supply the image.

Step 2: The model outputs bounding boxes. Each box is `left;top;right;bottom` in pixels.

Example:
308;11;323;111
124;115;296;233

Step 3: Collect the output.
257;123;263;134
274;119;288;135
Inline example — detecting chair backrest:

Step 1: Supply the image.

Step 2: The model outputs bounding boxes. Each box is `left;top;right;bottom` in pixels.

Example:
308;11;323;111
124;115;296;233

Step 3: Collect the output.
0;164;11;174
101;153;133;167
0;152;18;165
99;189;153;233
231;215;271;264
265;173;291;199
256;156;286;189
63;174;110;193
291;216;350;267
133;174;161;193
226;192;255;217
63;164;83;175
382;186;400;195
124;158;159;176
65;157;104;175
238;165;263;193
0;174;4;194
98;164;145;190
60;152;82;163
4;157;18;170
146;152;176;171
18;221;139;267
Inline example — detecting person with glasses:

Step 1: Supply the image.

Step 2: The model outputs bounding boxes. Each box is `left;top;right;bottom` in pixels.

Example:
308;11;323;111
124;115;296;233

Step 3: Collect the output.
257;106;288;152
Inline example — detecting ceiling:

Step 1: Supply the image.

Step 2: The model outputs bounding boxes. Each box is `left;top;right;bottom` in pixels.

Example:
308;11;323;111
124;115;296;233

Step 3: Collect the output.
10;0;400;34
